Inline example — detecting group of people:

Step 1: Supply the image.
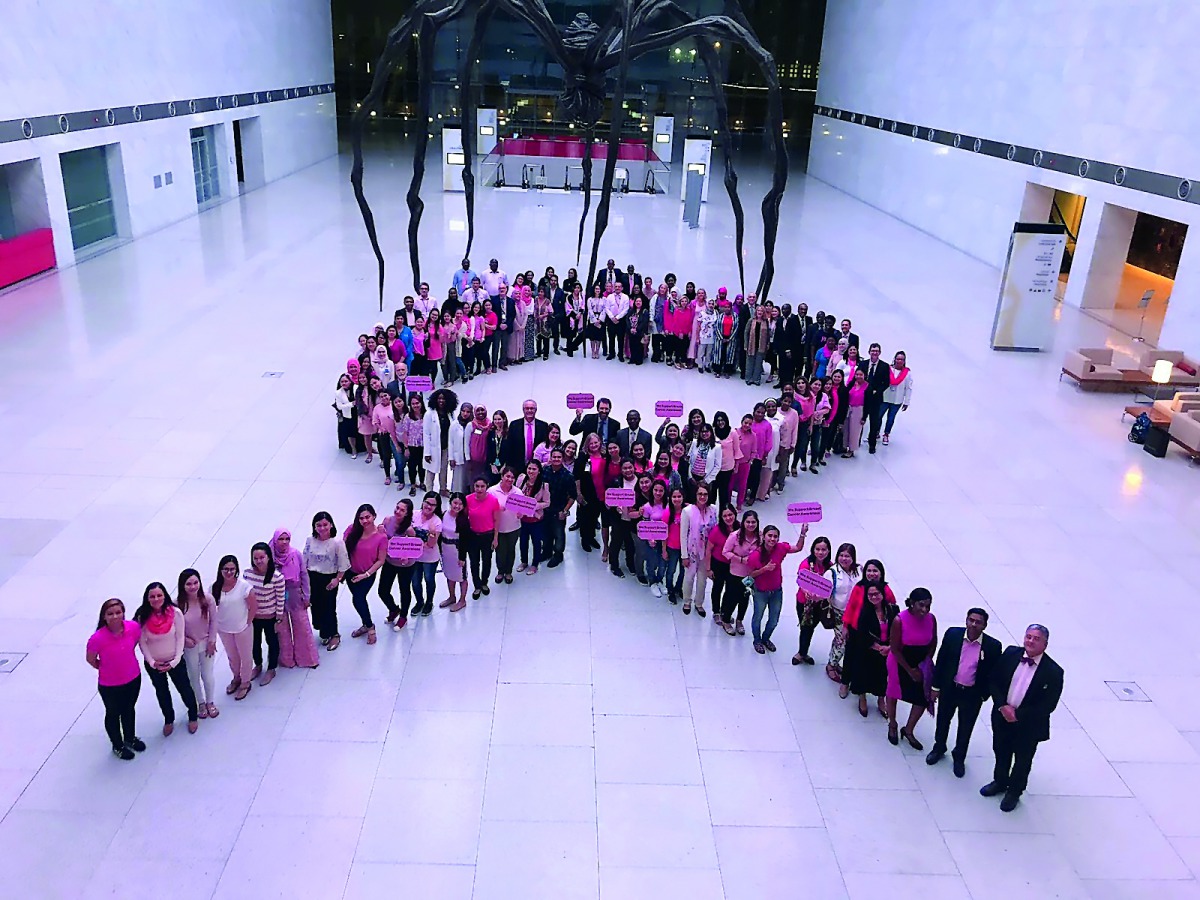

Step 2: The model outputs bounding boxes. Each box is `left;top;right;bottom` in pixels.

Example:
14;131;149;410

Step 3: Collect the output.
85;261;1051;816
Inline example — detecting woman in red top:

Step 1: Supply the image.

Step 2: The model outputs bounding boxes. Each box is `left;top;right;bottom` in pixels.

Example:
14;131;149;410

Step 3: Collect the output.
708;505;738;626
86;598;145;760
344;503;388;645
663;487;687;605
747;525;808;653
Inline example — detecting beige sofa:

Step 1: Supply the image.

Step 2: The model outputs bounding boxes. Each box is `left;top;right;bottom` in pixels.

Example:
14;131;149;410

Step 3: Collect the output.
1168;410;1200;456
1135;348;1200;385
1153;392;1200;421
1061;348;1123;386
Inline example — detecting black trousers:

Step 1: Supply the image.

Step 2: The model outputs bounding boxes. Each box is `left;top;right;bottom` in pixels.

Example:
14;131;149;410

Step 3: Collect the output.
609;519;636;573
777;352;796;387
252;617;280;670
337;416;360;454
865;400;884;449
145;660;198;724
933;684;985;761
378;561;414;617
719;570;749;622
464;529;494;588
991;711;1040;795
605;320;624;359
714;468;733;511
308;570;340;640
578;500;602;549
545;513;567;560
98;676;140;748
651;333;664;362
709;558;729;615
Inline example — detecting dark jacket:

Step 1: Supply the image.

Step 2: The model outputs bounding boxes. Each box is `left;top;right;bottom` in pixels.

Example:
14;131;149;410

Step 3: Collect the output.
569;412;616;447
862;358;891;407
774;314;805;358
932;627;1002;700
989;646;1064;743
499;418;550;472
615;427;653;461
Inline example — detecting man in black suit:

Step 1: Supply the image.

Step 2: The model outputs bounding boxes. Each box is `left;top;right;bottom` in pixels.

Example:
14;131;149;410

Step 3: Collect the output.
547;273;567;354
980;624;1064;812
593;258;625;294
499;399;550;472
615;409;653;460
624;263;640;294
927;608;1003;778
839;318;861;350
862;343;891;454
773;303;804;387
569;396;615;447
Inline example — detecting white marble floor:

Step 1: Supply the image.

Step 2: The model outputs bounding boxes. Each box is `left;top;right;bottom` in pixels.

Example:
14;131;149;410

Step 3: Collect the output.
1;143;1199;899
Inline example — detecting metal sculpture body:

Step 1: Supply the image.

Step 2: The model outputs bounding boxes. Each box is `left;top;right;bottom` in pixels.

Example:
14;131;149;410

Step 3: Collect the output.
349;0;787;309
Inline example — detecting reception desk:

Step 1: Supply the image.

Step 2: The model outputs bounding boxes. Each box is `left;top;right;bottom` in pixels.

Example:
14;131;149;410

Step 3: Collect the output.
0;228;56;290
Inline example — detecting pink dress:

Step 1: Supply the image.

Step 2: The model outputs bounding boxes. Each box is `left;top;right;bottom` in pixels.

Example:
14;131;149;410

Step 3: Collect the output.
885;609;936;703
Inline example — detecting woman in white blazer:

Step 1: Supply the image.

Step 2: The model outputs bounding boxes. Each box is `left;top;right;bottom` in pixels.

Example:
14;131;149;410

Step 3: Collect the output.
879;351;912;446
447;402;474;493
679;483;719;616
422;389;458;495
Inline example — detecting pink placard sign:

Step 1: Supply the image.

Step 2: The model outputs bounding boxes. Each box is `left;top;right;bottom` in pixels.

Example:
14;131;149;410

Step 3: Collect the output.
655;400;685;417
605;488;636;507
505;492;538;516
567;392;595;410
796;569;834;599
637;519;669;540
786;502;823;524
387;536;424;558
405;375;433;392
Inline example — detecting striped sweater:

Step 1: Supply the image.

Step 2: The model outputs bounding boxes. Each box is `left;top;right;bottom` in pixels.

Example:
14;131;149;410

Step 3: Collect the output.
243;569;285;620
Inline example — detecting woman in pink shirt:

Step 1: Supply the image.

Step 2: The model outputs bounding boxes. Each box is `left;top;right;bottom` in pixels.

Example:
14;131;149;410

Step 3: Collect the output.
465;476;501;599
747;524;808;654
804;378;831;475
411;491;444;615
708;505;738;626
426;310;444;375
747;403;774;505
177;568;219;720
663;487;687;605
272;529;319;669
86;598;145;759
731;415;754;511
135;581;200;735
793;536;832;666
791;377;813;474
680;483;718;617
721;510;761;636
345;503;389;644
842;367;868;458
712;412;739;511
639;478;669;596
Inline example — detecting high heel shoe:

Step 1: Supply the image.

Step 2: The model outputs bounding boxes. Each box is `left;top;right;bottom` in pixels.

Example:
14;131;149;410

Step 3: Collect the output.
858;697;868;718
887;723;899;746
901;728;923;751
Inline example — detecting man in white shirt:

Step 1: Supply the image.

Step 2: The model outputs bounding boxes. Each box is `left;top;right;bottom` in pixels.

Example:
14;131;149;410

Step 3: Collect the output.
415;282;437;319
462;277;488;312
604;284;629;361
481;258;508;299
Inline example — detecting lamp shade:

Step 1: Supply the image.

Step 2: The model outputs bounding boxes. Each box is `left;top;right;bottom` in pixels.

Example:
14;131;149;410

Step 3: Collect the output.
1152;359;1173;384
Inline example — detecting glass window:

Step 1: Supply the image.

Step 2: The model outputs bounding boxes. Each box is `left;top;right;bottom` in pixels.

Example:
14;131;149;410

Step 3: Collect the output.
60;146;117;250
0;172;16;240
191;126;220;205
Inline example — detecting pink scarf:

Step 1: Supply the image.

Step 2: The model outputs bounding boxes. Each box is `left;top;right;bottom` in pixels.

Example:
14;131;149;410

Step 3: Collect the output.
889;366;910;386
272;529;303;583
145;607;174;634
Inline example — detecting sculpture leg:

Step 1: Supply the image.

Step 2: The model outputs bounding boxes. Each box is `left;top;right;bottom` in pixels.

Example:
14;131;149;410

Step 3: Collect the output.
460;2;496;261
697;41;746;299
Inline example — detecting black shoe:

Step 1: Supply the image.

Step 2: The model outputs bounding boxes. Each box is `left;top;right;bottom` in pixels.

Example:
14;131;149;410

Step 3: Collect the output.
953;758;966;779
925;748;945;766
637;576;649;586
869;445;877;454
547;556;563;568
421;602;433;616
128;737;147;753
667;593;678;605
554;348;561;355
611;567;625;578
113;745;136;761
569;522;580;532
979;781;1007;798
582;542;594;553
999;791;1020;812
481;584;491;595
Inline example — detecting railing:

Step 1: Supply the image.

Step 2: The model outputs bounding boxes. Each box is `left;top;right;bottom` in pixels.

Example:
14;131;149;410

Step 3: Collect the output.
644;159;671;194
480;143;504;187
1049;199;1078;275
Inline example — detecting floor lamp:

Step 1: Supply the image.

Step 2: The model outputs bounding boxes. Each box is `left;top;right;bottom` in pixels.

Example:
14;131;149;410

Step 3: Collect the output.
1151;359;1173;403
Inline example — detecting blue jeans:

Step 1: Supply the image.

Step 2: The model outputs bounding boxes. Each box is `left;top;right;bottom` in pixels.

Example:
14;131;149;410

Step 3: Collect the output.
410;561;437;608
519;519;545;566
641;539;663;583
882;401;902;435
665;547;683;599
751;588;783;643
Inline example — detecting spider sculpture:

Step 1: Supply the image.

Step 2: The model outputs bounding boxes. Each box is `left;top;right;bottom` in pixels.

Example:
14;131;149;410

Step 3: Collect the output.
350;0;787;309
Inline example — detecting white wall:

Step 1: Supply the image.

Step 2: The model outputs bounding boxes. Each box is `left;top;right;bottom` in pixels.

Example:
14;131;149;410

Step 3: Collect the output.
809;0;1200;351
0;0;336;269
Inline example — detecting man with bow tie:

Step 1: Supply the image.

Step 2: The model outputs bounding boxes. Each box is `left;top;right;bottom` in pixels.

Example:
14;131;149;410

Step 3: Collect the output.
927;608;1002;778
980;624;1064;812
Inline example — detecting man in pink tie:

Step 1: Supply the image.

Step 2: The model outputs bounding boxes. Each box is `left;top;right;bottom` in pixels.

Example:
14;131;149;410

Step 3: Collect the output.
926;608;1002;778
980;624;1064;812
499;399;548;472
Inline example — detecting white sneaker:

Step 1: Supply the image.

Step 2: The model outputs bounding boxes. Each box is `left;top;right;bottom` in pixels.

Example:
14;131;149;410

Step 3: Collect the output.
651;583;664;598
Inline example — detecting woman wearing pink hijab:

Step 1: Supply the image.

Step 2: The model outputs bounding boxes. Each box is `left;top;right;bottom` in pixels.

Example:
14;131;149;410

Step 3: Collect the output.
271;529;320;669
